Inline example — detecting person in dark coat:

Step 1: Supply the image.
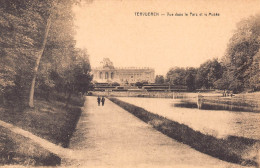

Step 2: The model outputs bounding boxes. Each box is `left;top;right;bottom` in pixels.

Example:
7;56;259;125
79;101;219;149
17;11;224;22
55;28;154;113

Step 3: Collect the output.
101;96;105;106
97;96;101;106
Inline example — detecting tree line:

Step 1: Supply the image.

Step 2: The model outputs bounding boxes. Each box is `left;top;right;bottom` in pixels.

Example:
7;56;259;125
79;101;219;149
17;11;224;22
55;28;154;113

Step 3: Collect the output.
0;0;93;107
155;14;260;93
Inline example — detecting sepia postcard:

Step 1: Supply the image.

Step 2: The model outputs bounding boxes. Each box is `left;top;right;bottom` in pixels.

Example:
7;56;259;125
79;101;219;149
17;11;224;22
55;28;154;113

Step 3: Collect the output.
0;0;260;167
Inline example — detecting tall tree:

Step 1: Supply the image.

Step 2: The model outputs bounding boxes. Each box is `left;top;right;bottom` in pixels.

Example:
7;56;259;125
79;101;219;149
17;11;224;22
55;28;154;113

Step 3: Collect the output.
0;0;46;103
195;59;222;89
248;51;260;91
29;0;81;107
1;0;93;106
166;67;186;85
185;67;197;91
221;14;260;92
155;75;165;84
29;6;53;107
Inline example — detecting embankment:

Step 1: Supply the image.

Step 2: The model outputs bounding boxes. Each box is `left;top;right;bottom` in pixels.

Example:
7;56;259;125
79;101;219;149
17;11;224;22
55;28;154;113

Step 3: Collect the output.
0;126;60;166
177;94;260;113
92;91;174;98
0;94;84;166
109;97;259;167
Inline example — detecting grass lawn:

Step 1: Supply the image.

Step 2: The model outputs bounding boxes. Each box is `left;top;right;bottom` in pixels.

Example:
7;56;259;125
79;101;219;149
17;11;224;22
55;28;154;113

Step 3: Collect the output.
0;94;84;166
0;126;60;166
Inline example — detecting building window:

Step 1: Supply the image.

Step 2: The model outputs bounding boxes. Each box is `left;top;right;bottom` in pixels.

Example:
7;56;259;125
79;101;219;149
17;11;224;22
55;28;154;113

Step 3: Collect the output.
111;72;114;79
99;72;102;79
105;72;109;79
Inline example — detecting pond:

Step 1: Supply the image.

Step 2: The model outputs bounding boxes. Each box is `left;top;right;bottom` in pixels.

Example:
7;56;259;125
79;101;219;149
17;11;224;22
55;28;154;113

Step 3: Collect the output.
117;97;260;140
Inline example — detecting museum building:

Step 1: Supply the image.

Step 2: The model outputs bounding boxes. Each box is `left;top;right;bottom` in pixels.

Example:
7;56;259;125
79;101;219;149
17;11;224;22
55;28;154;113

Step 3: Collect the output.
92;58;155;84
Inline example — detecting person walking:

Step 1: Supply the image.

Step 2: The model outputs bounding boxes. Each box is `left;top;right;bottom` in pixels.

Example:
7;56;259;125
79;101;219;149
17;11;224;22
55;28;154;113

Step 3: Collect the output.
101;96;105;106
97;96;101;106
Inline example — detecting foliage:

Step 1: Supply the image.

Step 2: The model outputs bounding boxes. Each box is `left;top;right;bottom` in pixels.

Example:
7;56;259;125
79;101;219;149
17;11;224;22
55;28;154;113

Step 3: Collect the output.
111;82;120;86
0;0;46;102
195;59;222;89
165;14;260;93
220;14;260;92
165;67;197;91
135;81;148;88
185;67;197;91
154;75;165;84
0;0;93;105
248;52;260;91
166;67;186;85
163;14;260;93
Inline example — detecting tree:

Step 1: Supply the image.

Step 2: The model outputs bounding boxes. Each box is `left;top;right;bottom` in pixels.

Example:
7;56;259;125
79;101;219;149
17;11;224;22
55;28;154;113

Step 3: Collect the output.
48;48;93;106
221;14;260;92
166;67;186;85
195;59;222;89
185;67;197;91
0;0;93;107
135;81;148;88
135;82;143;88
35;0;76;100
29;6;53;107
0;0;47;104
111;82;120;86
155;75;165;84
29;0;87;107
248;51;260;91
185;73;195;91
165;67;198;91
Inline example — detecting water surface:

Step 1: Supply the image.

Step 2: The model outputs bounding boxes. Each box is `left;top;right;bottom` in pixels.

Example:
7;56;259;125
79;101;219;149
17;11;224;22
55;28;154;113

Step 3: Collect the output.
117;97;260;140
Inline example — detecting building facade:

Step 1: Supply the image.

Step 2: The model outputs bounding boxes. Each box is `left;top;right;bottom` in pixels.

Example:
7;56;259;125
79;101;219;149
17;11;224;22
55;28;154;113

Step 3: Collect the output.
92;58;155;84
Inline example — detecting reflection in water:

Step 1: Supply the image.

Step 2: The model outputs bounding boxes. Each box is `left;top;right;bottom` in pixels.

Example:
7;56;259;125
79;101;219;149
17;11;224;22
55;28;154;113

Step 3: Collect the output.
175;100;259;112
117;97;260;140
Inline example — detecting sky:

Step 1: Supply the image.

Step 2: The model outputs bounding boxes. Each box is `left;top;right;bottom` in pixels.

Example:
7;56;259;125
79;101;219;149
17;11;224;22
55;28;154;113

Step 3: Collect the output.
73;0;260;75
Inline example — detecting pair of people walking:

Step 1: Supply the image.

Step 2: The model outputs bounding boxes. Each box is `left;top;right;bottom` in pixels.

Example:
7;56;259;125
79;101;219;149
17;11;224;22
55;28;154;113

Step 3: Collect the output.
97;96;105;106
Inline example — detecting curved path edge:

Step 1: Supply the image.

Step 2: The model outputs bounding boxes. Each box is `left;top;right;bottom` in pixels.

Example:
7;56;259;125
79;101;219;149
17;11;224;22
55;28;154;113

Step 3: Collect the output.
0;120;75;159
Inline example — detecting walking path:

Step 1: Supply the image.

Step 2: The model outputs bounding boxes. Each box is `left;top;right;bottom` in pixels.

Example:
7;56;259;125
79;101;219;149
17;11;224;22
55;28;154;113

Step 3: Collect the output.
0;96;252;167
61;96;246;168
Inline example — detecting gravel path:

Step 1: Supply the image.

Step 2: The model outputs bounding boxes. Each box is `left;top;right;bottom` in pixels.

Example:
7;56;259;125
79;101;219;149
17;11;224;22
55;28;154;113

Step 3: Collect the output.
61;96;246;168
